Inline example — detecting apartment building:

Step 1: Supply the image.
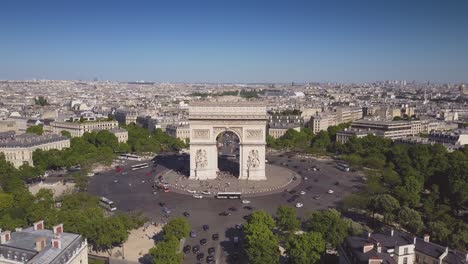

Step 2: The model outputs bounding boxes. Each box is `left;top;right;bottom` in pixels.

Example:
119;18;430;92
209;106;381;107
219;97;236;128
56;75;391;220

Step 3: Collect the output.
165;125;190;141
50;121;119;137
334;107;363;123
0;221;88;264
350;120;413;139
114;109;138;125
0;133;70;168
268;124;301;139
109;128;129;143
0;120;17;133
428;129;468;146
339;229;467;264
310;113;337;134
136;115;159;133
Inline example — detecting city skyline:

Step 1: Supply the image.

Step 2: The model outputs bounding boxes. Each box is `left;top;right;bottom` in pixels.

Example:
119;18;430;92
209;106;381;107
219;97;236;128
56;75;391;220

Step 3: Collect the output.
1;0;468;83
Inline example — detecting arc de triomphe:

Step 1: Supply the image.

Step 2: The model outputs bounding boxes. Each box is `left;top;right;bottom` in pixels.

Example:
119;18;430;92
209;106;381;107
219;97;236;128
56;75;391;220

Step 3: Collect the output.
189;102;267;180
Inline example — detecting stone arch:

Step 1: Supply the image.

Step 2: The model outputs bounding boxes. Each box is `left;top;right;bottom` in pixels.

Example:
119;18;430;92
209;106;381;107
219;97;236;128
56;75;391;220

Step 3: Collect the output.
189;102;267;180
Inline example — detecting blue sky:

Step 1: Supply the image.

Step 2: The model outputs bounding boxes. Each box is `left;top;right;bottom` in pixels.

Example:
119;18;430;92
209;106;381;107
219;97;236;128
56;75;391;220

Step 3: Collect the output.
0;0;467;83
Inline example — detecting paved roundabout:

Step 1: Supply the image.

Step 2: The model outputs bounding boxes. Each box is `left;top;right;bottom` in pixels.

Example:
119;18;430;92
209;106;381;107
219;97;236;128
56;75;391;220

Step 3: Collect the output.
88;152;365;264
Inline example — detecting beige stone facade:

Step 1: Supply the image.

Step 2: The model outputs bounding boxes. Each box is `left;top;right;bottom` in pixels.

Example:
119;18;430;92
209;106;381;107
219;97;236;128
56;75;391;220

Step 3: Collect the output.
0;134;70;168
189;102;267;180
310;113;337;133
0;120;18;133
166;125;190;140
268;126;301;139
50;121;119;137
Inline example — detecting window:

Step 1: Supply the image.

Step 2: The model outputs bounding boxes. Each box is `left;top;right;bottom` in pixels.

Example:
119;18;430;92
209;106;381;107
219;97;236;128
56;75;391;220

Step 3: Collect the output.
403;257;408;264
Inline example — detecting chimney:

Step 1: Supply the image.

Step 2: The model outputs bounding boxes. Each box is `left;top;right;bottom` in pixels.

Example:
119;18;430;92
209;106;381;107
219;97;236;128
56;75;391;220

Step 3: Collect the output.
413;237;417;245
363;243;374;253
51;235;61;249
391;229;394;237
0;231;11;244
376;242;382;253
33;220;44;231
368;232;372;238
35;237;46;251
423;234;430;242
53;224;63;235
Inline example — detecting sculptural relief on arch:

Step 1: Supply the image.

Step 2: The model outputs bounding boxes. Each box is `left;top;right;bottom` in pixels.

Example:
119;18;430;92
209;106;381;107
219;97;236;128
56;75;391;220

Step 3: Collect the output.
189;102;267;180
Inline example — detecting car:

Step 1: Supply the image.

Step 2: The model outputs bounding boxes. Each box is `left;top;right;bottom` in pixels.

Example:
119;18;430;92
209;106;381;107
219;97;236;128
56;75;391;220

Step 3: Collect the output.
314;179;319;182
228;207;237;211
334;181;340;186
243;206;253;210
193;194;203;199
219;211;231;216
203;225;209;231
241;199;251;204
208;247;215;255
304;177;308;180
192;245;200;253
289;190;296;194
233;236;239;244
201;190;211;195
206;255;215;263
200;238;207;245
314;195;321;200
152;191;158;195
183;245;191;254
158;202;166;207
162;207;171;214
188;189;197;194
296;202;304;208
190;231;197;238
183;212;190;217
235;224;242;229
292;194;300;199
243;214;252;220
306;186;313;191
327;189;334;194
122;172;128;175
196;253;204;260
300;191;306;195
113;179;118;183
287;198;294;203
212;233;219;240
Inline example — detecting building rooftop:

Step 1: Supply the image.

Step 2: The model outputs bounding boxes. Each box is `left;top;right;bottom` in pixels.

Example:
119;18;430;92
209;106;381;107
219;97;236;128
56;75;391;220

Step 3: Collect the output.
0;222;86;264
0;133;68;148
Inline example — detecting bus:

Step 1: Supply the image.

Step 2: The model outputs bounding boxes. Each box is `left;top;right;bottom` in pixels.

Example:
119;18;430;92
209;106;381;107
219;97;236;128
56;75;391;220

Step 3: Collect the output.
216;192;242;199
131;163;149;170
336;163;350;172
99;197;117;211
118;154;142;161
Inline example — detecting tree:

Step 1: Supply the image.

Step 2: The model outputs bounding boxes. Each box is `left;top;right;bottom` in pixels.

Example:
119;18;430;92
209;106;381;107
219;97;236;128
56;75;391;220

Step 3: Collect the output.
397;206;423;233
61;130;72;138
394;175;423;207
276;206;300;232
0;192;14;212
428;221;451;244
244;223;280;264
244;210;276;233
149;235;183;264
368;194;400;224
26;125;44;135
285;232;325;264
305;209;348;247
34;96;49;106
162;217;190;240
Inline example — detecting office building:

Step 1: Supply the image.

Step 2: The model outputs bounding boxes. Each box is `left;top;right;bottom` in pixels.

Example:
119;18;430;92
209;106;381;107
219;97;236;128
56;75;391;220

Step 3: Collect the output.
350;120;413;139
165;125;190;141
310;113;337;134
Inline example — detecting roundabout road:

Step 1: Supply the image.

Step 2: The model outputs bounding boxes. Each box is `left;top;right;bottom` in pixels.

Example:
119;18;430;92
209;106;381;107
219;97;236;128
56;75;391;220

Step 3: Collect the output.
88;152;365;264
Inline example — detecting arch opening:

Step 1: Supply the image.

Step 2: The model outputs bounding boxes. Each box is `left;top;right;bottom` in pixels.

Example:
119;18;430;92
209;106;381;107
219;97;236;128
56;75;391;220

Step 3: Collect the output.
216;130;240;177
